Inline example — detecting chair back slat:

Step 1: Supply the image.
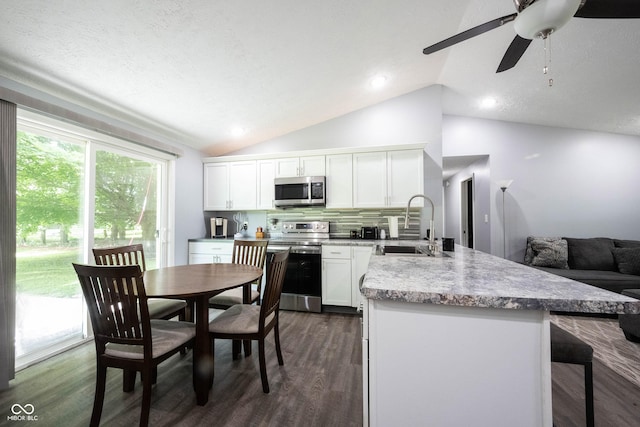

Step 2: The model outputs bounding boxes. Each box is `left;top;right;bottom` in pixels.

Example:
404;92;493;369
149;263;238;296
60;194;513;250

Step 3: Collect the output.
93;244;147;272
232;240;269;291
73;263;151;350
260;249;289;327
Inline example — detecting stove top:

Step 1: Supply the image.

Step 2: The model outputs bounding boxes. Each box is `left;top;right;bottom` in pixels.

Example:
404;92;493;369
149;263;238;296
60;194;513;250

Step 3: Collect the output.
269;220;330;247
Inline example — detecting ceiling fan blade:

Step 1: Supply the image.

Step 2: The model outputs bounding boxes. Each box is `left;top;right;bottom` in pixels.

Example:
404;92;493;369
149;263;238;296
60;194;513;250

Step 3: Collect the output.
496;35;533;73
574;0;640;18
423;13;517;55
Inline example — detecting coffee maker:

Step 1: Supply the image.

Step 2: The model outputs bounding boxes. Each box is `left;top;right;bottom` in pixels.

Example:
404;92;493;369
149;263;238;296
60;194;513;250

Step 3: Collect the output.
211;217;228;238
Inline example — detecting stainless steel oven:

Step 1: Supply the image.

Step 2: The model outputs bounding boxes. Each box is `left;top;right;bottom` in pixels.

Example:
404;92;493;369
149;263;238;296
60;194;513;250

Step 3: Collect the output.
267;221;328;313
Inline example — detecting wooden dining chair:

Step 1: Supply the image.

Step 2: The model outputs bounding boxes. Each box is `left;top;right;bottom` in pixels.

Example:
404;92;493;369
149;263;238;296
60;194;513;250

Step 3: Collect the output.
209;249;289;393
209;240;269;309
93;244;188;321
72;263;195;427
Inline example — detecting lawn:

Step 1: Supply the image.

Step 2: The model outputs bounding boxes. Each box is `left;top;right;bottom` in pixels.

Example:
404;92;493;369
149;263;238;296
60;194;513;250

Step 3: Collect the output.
16;248;82;298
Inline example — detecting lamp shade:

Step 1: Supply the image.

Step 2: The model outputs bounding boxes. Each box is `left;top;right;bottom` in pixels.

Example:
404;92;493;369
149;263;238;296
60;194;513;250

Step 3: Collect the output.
497;179;514;191
514;0;582;39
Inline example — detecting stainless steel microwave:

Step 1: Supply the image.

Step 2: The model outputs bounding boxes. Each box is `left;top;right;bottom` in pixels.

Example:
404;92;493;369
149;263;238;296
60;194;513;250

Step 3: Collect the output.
274;176;326;207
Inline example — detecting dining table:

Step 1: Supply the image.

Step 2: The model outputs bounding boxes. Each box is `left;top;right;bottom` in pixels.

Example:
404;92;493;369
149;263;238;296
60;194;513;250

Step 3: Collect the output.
143;263;263;406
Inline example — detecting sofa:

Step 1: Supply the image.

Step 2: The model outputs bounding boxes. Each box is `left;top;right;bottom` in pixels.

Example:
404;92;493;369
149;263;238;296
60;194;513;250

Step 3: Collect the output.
523;236;640;294
524;236;640;342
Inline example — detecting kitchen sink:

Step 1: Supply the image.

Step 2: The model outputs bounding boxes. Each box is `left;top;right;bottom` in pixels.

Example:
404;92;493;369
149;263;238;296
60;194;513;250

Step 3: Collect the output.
375;244;450;257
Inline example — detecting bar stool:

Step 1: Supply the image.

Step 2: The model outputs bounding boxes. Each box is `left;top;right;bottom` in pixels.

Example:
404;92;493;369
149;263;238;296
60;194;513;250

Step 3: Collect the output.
550;323;594;427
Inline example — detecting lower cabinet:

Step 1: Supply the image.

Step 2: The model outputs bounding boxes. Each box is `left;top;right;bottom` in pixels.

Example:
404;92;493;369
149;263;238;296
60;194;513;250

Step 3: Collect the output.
188;241;233;264
322;244;374;307
322;246;352;306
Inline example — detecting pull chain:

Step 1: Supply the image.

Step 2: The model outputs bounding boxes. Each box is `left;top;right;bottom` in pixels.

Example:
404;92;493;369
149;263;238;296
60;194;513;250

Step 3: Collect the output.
543;35;553;87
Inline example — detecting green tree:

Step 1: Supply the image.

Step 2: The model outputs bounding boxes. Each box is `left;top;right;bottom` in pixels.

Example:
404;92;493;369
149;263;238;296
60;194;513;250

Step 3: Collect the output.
95;151;157;242
16;131;82;243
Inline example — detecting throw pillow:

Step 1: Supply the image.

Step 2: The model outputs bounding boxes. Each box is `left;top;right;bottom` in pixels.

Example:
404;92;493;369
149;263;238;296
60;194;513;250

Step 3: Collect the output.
563;237;616;271
530;239;569;269
614;239;640;249
612;247;640;276
524;236;563;265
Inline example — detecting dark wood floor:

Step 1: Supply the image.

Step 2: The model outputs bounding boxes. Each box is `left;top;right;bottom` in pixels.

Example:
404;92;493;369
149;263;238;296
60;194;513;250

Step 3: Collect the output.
1;311;639;426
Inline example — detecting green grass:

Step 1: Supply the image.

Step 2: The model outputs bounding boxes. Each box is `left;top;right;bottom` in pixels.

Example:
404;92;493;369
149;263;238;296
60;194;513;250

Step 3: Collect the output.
16;248;82;298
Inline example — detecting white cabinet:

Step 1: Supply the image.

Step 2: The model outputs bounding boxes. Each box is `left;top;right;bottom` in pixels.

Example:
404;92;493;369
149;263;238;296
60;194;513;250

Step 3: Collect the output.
353;149;424;208
351;246;372;308
275;156;325;178
204;161;257;211
257;159;276;210
386;150;424;207
321;245;352;306
188;241;233;264
325;154;353;208
321;244;373;307
353;152;387;208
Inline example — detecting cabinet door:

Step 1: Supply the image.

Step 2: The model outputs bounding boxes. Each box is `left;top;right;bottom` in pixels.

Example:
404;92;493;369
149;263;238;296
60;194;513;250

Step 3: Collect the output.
189;241;234;264
351;246;372;308
203;163;230;210
299;156;325;176
257;159;275;210
325;154;353;208
228;161;256;210
353;152;387;208
387;149;424;207
322;258;352;306
274;158;300;178
189;253;217;264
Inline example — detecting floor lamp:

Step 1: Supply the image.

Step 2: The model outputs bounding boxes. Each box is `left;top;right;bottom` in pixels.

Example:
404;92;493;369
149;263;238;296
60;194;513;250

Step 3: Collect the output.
498;180;513;258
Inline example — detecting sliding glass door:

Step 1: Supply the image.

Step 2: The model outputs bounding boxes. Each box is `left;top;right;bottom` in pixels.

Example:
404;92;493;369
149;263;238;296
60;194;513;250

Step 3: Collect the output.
15;111;171;368
15;128;85;364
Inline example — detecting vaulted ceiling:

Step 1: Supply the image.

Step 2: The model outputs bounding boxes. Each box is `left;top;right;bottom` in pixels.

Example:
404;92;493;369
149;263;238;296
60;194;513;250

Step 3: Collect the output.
1;0;639;155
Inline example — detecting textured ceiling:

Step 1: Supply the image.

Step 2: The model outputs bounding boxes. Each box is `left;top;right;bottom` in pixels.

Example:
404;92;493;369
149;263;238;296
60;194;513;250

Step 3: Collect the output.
1;0;639;156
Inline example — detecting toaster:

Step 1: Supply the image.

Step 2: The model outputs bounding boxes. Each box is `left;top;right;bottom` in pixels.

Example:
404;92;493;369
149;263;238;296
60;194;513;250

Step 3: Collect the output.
361;226;379;240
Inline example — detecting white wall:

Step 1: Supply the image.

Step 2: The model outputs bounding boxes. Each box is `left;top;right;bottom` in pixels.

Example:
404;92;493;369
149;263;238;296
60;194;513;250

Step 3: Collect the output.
231;85;443;155
173;146;206;265
443;115;640;261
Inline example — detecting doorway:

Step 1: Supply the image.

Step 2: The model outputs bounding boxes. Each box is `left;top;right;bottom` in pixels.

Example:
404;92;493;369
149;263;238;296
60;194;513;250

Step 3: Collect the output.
461;177;474;249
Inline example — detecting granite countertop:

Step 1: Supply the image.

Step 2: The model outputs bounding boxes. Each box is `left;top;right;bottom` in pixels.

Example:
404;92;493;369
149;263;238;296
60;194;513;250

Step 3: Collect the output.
361;244;640;315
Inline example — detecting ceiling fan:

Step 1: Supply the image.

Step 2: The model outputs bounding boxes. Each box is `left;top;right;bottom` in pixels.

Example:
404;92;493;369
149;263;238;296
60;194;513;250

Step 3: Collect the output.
423;0;640;73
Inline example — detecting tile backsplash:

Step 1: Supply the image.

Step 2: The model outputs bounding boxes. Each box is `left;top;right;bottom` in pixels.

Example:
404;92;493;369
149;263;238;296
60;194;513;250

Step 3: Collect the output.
204;207;423;239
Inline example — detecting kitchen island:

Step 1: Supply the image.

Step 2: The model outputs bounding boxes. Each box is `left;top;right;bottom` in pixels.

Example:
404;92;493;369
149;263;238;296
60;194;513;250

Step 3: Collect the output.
360;244;640;427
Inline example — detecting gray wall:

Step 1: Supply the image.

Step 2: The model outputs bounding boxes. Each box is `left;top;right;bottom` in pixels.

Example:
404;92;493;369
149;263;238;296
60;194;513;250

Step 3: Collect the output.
443;115;640;261
443;156;491;254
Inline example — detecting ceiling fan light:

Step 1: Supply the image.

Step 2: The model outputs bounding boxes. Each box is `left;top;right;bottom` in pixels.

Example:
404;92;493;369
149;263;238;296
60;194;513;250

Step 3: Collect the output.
514;0;582;39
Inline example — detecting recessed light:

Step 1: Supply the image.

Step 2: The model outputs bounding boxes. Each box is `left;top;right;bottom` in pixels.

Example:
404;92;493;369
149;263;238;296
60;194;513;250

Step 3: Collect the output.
480;97;498;109
230;127;247;137
370;75;388;89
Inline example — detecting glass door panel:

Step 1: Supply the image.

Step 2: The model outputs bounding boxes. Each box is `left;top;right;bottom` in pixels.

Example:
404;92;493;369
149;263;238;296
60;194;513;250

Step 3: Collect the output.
93;149;160;269
15;129;85;365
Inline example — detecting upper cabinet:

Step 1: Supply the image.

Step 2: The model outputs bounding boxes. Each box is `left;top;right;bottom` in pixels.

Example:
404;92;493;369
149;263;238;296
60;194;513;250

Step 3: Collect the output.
353;149;424;208
325;154;353;209
203;144;425;212
257;159;276;210
204;161;257;211
274;155;325;178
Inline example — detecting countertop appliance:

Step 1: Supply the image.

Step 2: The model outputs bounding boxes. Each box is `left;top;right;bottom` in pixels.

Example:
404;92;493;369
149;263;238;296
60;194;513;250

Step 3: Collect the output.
361;226;379;240
274;176;325;208
211;217;228;238
267;220;329;313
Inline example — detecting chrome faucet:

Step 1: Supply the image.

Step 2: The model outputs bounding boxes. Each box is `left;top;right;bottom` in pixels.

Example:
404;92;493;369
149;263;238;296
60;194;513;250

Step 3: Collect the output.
404;194;437;252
